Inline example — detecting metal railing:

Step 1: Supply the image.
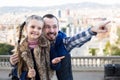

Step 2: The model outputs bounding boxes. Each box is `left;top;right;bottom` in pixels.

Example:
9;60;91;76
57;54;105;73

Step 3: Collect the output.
71;56;120;71
0;55;120;71
0;55;11;70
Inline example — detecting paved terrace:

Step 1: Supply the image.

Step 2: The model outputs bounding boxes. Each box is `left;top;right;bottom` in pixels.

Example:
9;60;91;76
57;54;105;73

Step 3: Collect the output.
0;55;120;80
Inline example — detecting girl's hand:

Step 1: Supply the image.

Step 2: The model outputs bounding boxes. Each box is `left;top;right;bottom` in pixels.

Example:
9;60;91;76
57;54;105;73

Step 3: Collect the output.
10;53;19;65
27;67;36;78
52;56;65;64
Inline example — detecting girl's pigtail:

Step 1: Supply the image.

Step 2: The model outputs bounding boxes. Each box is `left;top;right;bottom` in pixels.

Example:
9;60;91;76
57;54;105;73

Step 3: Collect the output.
17;21;26;78
18;21;26;44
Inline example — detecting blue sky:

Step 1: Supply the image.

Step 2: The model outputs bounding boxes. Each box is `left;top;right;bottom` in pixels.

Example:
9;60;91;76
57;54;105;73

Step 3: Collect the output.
0;0;119;7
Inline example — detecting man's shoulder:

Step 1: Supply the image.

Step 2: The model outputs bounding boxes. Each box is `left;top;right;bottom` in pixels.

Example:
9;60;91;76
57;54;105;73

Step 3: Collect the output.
58;31;67;38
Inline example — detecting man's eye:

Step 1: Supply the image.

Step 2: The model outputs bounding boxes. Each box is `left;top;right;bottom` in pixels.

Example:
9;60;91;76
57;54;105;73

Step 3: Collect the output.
53;25;57;29
38;27;42;30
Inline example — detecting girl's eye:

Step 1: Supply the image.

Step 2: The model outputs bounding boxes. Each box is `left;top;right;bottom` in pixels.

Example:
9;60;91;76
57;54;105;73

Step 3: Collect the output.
31;26;35;28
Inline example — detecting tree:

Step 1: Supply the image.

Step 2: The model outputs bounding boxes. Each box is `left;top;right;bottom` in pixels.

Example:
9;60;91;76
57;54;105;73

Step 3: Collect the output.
0;43;14;55
103;41;111;56
61;27;66;33
89;48;98;56
103;27;120;56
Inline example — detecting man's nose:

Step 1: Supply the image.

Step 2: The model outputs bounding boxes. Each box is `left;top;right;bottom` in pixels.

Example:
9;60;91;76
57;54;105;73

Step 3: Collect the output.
49;28;54;32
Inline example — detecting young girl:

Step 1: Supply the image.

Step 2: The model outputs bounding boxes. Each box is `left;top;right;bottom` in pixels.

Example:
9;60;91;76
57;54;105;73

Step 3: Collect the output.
13;15;54;80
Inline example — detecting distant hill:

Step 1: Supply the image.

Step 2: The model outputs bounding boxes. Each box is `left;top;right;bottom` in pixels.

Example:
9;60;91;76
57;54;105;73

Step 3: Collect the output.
0;2;120;14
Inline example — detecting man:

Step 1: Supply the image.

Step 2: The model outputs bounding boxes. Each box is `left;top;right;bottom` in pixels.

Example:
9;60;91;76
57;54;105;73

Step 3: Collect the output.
10;14;110;80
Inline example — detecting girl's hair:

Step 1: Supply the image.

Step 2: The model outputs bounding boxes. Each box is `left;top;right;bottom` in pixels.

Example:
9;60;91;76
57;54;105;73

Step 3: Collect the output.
18;15;44;44
17;15;44;77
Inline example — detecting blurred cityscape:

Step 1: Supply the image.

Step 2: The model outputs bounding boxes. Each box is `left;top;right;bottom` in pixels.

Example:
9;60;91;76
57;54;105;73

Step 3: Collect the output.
1;2;120;80
0;2;120;56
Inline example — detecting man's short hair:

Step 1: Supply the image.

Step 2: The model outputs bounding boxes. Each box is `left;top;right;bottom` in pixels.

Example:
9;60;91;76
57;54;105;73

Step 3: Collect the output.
43;14;58;21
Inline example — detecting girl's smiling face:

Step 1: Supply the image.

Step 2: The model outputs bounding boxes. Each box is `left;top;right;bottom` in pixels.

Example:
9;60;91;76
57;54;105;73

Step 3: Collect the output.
25;19;44;41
